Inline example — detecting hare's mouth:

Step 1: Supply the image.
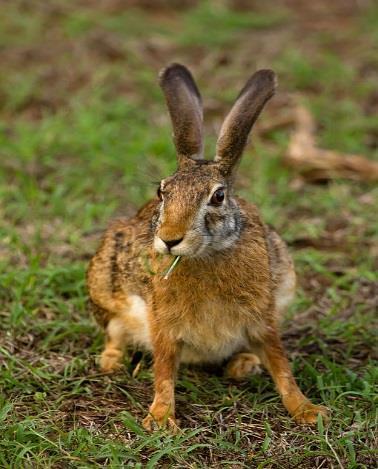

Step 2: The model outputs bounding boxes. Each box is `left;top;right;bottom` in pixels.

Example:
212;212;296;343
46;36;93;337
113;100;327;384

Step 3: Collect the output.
153;235;204;257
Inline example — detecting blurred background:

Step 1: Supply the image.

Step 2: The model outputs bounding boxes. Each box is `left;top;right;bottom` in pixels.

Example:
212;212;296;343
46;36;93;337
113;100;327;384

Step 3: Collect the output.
0;1;377;467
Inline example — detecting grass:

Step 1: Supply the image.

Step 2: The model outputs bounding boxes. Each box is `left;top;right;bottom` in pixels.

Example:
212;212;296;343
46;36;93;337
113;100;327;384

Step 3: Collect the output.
0;0;377;467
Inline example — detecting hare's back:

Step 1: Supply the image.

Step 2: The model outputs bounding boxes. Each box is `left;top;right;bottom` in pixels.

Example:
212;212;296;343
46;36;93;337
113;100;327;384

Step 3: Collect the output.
87;200;157;330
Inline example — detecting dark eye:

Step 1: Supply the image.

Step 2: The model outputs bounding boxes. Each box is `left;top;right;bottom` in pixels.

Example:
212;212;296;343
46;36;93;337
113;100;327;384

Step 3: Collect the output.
210;188;225;206
157;186;163;200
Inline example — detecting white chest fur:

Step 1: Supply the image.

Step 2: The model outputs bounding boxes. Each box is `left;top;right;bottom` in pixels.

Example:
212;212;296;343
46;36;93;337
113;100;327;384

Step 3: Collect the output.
110;294;151;349
120;294;260;365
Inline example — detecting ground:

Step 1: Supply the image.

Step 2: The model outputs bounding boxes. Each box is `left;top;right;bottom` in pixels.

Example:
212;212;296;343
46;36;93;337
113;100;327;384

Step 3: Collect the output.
0;0;377;467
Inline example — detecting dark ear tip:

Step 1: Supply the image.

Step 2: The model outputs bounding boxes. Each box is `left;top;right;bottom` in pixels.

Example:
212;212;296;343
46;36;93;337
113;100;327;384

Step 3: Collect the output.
159;63;191;84
236;69;277;100
253;69;277;91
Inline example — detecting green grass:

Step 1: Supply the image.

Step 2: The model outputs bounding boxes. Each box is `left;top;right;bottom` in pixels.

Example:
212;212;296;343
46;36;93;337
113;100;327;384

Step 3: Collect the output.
0;0;377;467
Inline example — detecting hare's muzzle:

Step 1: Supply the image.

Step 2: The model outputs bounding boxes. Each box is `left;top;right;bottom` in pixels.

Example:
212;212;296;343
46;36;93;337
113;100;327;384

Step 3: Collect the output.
154;235;184;255
162;237;183;250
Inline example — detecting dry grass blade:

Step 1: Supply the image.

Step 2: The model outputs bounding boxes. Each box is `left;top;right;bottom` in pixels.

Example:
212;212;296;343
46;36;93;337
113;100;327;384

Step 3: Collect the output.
163;255;181;280
285;104;378;182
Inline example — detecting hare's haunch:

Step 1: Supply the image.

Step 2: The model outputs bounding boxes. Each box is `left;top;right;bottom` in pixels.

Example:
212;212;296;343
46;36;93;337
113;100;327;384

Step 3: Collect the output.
87;64;329;430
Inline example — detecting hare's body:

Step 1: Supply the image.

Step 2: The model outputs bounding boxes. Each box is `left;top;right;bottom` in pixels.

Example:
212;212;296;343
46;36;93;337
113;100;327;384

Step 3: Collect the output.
87;64;328;429
88;198;294;365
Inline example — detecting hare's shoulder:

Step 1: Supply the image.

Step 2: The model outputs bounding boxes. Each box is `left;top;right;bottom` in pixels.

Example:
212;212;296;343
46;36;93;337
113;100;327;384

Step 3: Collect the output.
234;197;293;274
233;197;296;314
235;197;266;236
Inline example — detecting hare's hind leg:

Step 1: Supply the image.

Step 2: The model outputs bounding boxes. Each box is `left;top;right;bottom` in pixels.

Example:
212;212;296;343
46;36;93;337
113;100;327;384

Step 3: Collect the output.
89;299;129;372
101;315;129;372
93;295;150;373
226;352;261;380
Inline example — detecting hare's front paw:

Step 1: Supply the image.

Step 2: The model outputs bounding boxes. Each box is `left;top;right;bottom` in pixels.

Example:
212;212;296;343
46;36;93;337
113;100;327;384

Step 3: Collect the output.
99;349;123;373
142;403;178;433
293;401;330;425
142;413;179;433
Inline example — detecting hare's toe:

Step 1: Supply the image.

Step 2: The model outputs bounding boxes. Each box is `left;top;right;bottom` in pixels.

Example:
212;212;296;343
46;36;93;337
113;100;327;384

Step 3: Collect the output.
100;349;123;373
142;414;179;433
293;402;330;425
226;352;261;381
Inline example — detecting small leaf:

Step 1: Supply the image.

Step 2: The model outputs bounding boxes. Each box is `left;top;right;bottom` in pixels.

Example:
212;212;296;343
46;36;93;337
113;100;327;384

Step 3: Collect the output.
0;402;12;422
121;411;145;436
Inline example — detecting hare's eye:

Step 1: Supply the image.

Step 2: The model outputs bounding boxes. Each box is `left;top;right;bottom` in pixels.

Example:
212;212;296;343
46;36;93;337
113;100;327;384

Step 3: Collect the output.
157;186;163;200
210;188;225;206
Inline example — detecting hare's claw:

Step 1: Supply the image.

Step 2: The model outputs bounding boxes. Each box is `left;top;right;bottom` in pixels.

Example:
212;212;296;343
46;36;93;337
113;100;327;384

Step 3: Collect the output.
293;402;330;425
142;414;179;433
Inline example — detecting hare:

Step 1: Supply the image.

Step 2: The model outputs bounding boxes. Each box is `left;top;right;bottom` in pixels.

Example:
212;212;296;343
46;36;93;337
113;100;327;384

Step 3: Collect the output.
87;64;329;430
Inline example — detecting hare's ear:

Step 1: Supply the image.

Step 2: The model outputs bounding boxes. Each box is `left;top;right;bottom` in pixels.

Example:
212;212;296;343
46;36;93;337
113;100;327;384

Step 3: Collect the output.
159;63;203;165
215;69;276;176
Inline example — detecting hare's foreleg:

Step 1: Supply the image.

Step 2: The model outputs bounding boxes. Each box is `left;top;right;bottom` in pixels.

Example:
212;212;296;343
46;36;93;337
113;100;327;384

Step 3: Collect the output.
254;328;329;424
143;336;180;432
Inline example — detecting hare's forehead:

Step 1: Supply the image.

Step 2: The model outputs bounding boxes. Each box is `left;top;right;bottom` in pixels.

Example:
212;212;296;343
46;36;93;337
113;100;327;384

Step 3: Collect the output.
161;168;224;194
162;177;222;200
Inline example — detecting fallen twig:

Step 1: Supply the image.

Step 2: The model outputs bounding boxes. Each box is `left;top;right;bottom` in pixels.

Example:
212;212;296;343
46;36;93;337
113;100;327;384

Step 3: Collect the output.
285;104;378;182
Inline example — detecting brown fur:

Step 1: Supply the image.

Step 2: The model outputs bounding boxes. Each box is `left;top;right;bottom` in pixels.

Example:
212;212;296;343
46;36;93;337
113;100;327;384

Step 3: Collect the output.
86;64;329;430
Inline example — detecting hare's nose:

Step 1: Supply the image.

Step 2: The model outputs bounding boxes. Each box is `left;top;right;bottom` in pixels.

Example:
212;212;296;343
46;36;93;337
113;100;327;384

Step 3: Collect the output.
162;238;183;249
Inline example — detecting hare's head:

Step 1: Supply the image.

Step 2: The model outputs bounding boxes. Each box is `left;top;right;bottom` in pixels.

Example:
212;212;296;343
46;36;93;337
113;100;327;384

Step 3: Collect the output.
153;64;276;258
